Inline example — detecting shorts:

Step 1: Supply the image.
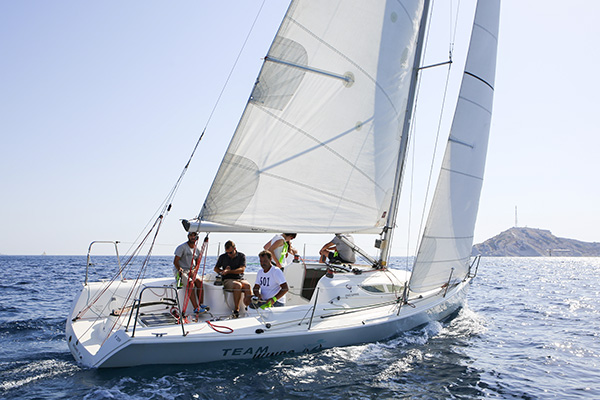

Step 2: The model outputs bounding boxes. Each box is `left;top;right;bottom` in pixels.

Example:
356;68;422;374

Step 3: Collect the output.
328;251;348;264
223;278;248;292
174;269;200;288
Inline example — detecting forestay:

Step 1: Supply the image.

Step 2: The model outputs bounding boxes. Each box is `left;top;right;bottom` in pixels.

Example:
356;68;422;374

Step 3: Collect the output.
409;0;501;293
199;0;425;234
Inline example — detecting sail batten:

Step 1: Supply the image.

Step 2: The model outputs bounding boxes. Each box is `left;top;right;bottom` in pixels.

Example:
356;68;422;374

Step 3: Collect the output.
464;71;494;90
441;167;484;181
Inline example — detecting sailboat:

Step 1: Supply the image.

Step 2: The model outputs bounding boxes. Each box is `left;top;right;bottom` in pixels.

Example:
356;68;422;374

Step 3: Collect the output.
66;0;500;368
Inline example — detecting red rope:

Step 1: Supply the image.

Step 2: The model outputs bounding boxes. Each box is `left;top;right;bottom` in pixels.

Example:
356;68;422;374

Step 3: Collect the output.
206;320;233;334
182;236;208;315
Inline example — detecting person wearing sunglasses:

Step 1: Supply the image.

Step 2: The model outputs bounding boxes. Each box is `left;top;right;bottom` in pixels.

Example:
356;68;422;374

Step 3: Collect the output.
214;240;252;318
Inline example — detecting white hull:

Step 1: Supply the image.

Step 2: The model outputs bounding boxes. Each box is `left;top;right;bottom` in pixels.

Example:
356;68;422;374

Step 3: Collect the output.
66;262;470;368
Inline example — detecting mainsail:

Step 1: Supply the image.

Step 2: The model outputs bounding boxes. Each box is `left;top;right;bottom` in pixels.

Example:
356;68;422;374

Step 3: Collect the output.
199;0;426;234
409;0;501;293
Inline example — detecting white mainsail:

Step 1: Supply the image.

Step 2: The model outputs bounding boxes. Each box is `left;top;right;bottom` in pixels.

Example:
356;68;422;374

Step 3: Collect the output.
409;0;501;293
199;0;425;234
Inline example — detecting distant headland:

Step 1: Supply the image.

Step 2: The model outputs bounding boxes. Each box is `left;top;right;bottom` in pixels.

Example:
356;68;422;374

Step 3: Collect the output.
472;227;600;257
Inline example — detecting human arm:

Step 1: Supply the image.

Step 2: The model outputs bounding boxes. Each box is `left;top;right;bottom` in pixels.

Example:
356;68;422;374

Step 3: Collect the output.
274;282;289;302
173;255;183;273
218;253;246;276
222;265;246;276
288;244;297;255
319;241;335;256
253;283;261;298
265;269;288;305
264;238;285;268
265;282;289;306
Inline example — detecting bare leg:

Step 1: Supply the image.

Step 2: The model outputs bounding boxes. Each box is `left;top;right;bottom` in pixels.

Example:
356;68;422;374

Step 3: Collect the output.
241;280;252;306
189;287;199;313
319;248;329;263
194;279;204;304
232;281;242;312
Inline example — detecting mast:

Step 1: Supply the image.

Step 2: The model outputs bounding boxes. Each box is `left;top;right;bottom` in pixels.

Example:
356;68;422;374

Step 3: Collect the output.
379;0;432;266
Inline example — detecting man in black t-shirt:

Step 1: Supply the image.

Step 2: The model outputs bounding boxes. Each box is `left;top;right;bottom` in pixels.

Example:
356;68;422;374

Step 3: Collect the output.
214;240;252;317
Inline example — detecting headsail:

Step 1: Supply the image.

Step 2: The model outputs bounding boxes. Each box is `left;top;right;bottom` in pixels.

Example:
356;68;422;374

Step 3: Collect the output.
199;0;426;234
409;0;501;293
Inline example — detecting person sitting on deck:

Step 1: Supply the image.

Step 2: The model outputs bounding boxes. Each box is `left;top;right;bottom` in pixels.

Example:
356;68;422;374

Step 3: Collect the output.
319;234;356;264
250;250;289;309
173;232;208;316
214;240;252;318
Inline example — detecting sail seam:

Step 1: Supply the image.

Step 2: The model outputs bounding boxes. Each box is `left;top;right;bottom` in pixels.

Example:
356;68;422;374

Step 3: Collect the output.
474;21;499;46
441;166;483;181
259;170;379;211
457;94;492;115
286;16;400;116
256;106;385;191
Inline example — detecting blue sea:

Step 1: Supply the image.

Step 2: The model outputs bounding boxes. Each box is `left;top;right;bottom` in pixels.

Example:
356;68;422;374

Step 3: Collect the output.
1;255;599;399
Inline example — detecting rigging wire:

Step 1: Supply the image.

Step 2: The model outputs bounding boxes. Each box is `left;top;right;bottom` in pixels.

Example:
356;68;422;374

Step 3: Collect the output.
76;2;270;333
103;214;166;343
122;0;269;258
401;0;436;269
124;0;269;257
405;0;460;268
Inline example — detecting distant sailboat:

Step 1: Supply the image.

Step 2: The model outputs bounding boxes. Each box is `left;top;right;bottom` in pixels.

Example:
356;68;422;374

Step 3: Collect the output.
66;0;500;368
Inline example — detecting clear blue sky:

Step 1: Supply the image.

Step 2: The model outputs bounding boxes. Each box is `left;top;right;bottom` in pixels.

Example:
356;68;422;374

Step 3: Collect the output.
1;1;598;257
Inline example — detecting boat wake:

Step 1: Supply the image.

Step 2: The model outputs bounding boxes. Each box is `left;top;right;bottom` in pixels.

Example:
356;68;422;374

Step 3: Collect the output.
0;359;79;392
441;305;488;338
82;376;187;400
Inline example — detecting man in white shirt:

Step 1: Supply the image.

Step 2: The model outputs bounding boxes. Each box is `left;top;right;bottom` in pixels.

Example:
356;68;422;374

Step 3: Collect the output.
251;251;289;308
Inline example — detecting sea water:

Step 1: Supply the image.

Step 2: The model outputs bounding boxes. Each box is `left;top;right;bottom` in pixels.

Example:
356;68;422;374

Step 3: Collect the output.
1;255;599;399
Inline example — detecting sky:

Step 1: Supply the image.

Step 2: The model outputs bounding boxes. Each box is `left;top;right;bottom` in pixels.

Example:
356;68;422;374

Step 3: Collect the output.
1;1;599;258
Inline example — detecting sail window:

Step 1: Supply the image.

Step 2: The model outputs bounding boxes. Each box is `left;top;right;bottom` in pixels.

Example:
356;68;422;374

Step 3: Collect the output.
250;37;307;110
200;154;259;222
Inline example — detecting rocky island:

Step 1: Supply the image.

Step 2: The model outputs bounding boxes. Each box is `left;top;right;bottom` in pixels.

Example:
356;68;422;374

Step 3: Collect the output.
472;227;600;257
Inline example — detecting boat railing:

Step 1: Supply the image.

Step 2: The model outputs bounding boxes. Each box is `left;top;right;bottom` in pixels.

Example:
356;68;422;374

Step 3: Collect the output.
307;287;320;330
85;241;122;285
443;267;455;297
126;285;186;338
467;255;481;279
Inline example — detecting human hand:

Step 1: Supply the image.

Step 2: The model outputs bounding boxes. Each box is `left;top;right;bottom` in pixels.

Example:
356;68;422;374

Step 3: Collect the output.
260;297;277;309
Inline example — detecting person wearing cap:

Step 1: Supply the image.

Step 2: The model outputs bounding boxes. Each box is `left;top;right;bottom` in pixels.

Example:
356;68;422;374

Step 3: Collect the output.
250;250;288;309
174;232;208;316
